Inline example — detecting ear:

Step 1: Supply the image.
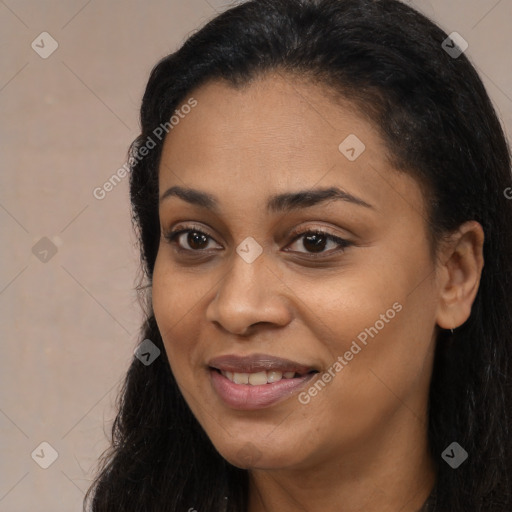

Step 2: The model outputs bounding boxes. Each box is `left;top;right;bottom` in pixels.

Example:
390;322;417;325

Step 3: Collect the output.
435;220;485;330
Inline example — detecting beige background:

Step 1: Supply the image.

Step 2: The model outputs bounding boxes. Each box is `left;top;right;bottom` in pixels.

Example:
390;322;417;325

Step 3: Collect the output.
1;0;511;510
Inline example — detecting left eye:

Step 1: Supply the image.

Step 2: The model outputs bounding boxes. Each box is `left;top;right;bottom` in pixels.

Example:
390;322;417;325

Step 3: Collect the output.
286;230;351;254
164;228;351;255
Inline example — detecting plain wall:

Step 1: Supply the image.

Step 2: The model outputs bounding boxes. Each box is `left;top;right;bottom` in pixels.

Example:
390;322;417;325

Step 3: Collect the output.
1;0;511;510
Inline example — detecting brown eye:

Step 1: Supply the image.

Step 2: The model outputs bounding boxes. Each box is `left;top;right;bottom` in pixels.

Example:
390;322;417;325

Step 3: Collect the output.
186;231;209;250
302;233;328;253
286;230;351;256
164;227;221;252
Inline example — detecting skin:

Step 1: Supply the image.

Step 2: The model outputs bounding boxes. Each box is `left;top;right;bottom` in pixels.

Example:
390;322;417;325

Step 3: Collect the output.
152;72;484;512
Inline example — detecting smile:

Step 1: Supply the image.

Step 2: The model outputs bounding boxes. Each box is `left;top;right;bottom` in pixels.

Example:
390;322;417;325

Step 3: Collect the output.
208;353;319;409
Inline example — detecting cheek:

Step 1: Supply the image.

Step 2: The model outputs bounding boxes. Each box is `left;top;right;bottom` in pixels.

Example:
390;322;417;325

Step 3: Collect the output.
295;305;436;455
152;255;205;378
294;254;437;439
291;258;403;356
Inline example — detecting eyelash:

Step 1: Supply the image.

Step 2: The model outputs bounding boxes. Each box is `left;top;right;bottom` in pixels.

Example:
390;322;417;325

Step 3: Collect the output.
163;224;352;258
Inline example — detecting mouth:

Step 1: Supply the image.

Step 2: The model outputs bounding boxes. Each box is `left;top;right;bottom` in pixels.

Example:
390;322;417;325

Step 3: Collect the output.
208;353;318;374
208;353;319;409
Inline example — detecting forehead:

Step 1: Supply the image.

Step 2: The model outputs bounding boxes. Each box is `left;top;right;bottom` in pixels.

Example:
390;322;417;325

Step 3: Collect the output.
158;73;426;222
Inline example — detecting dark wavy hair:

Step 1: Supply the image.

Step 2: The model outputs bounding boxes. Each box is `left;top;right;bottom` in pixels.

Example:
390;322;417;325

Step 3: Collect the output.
84;0;512;510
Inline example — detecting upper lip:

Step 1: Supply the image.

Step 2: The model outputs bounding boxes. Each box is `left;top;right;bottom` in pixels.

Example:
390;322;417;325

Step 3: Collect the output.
208;353;317;375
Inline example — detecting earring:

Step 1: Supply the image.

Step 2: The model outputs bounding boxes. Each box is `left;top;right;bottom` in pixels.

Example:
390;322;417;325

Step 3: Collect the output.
450;328;454;334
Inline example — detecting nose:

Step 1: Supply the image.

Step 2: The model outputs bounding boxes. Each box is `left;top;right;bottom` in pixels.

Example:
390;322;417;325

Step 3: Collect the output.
205;249;293;336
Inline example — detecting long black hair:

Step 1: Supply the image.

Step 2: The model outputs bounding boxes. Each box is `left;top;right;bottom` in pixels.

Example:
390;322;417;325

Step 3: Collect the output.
84;1;512;510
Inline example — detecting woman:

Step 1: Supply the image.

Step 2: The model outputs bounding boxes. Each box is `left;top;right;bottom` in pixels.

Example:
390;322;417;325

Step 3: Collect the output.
84;0;512;510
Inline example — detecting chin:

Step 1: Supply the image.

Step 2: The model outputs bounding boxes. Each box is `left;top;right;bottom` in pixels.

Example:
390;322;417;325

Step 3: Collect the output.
213;434;304;470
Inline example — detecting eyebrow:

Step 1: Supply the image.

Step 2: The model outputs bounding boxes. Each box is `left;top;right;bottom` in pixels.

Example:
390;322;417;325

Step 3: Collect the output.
159;185;373;213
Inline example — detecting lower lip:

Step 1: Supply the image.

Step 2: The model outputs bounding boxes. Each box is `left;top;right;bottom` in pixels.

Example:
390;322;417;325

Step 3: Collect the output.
209;369;316;410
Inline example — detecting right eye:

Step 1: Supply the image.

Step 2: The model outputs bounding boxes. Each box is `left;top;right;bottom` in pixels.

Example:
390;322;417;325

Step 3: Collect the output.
163;226;223;253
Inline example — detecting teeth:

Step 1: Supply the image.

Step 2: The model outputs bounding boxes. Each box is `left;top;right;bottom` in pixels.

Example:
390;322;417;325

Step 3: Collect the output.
221;370;299;385
233;372;249;384
248;371;268;385
267;371;282;383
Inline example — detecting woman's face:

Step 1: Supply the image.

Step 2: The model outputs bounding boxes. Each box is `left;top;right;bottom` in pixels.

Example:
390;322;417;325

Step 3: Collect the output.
152;73;441;471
